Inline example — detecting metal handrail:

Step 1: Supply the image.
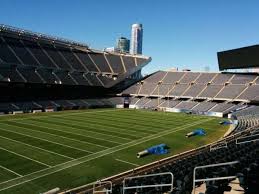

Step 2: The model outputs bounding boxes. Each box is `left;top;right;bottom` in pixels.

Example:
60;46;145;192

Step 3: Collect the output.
192;161;239;194
122;172;174;194
93;181;112;194
236;133;259;145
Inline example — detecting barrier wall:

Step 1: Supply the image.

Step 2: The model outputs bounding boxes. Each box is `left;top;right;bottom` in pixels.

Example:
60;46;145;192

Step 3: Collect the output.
165;108;224;117
116;105;124;108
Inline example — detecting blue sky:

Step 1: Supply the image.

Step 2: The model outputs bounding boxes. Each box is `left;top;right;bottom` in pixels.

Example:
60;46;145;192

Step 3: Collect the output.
1;0;259;74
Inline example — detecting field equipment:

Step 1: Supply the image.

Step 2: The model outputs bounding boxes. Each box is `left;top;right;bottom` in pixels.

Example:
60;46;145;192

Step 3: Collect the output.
137;144;168;158
186;128;206;138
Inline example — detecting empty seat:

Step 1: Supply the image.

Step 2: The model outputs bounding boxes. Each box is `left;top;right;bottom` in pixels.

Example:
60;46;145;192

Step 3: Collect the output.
105;54;124;73
122;55;136;71
89;53;111;73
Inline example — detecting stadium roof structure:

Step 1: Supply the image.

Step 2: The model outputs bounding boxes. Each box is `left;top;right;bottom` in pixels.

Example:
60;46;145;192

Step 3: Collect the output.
0;24;90;48
0;24;89;48
217;44;259;71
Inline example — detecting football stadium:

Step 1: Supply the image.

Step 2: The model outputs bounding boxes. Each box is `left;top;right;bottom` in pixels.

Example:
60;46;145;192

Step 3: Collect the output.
0;19;258;194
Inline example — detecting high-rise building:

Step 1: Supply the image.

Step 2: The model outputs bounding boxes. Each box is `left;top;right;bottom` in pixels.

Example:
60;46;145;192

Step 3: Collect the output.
116;37;130;53
130;23;143;55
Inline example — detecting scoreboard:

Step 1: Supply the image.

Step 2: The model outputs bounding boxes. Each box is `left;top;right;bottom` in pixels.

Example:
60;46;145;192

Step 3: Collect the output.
217;45;259;71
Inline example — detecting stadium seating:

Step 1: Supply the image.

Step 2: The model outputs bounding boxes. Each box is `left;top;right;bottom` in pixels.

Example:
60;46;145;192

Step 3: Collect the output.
0;36;22;64
211;73;233;84
135;97;151;108
144;71;167;83
0;98;122;112
198;85;223;98
105;54;125;73
207;103;236;113
230;74;257;84
73;51;99;72
0;102;19;112
138;83;157;96
169;84;189;96
151;84;172;96
159;99;181;108
0;66;26;82
23;40;58;68
97;74;115;86
17;67;43;83
69;72;90;86
182;84;206;97
120;70;259;114
215;85;247;99
2;66;257;114
195;73;216;84
88;52;112;73
162;72;185;84
121;55;136;72
0;25;150;89
58;47;87;71
174;101;199;110
4;36;39;66
237;85;259;100
192;102;217;112
129;97;141;105
179;72;200;83
109;97;125;105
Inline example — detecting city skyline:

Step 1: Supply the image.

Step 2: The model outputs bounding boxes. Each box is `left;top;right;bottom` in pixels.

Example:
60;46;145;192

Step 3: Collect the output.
116;37;130;53
1;0;259;74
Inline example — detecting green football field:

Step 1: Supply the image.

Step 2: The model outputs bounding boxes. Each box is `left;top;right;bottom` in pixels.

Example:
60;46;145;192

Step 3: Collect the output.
0;108;229;194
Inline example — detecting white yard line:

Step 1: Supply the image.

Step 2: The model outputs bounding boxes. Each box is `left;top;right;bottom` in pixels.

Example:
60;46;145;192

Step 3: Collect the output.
1;109;123;122
28;118;130;143
0;165;23;177
9;120;110;149
64;114;150;136
48;117;136;140
0;135;74;160
0;118;213;192
115;159;140;167
0;125;93;154
0;147;50;167
12;121;122;144
31;119;123;145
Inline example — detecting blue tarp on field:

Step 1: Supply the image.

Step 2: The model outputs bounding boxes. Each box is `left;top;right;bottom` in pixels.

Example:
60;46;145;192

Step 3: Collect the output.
147;144;169;155
219;121;233;125
193;128;206;136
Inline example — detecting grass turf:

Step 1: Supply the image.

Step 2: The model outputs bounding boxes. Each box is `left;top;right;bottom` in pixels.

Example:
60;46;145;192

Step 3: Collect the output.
0;109;229;194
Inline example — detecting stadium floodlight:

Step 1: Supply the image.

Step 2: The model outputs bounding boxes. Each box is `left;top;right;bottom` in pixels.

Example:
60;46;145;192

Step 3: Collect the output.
122;172;174;194
192;161;239;194
93;180;112;194
236;133;259;145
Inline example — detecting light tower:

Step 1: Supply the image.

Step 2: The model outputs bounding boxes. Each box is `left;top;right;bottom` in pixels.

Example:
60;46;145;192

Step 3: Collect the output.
130;23;143;55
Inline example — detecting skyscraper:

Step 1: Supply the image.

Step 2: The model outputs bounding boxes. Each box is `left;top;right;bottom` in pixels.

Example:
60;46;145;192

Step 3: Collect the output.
130;23;143;55
116;37;130;53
